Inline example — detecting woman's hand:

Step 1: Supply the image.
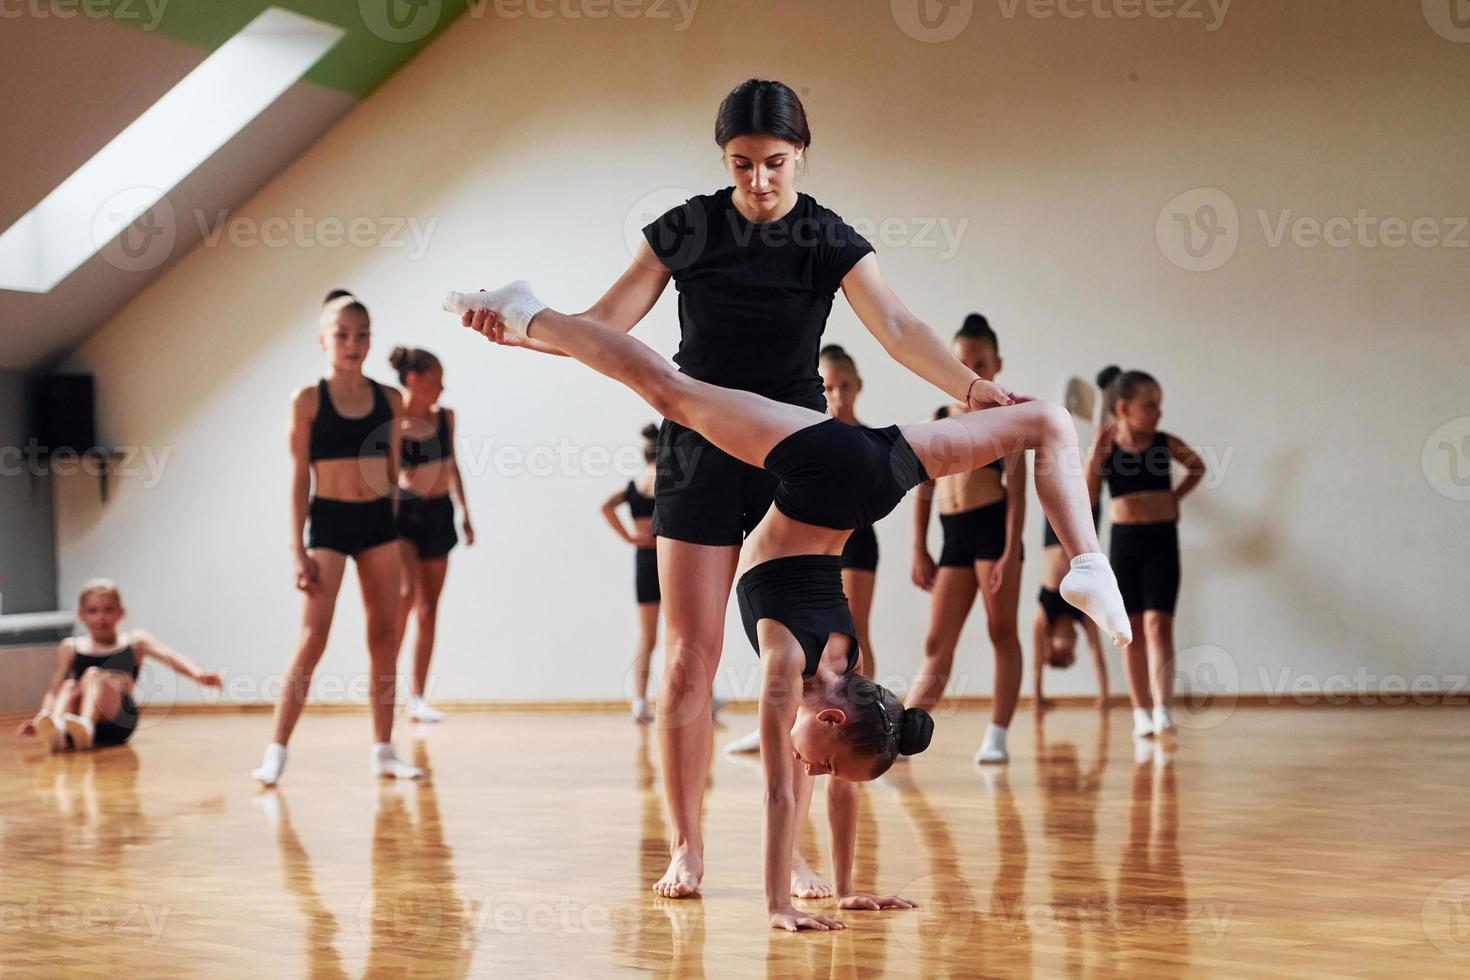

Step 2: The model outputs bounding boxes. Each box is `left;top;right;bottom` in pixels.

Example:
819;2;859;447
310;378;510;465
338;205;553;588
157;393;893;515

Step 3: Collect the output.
838;893;919;912
911;549;937;591
987;551;1021;594
462;517;476;546
769;906;845;932
294;551;319;595
461;290;531;348
965;378;1032;411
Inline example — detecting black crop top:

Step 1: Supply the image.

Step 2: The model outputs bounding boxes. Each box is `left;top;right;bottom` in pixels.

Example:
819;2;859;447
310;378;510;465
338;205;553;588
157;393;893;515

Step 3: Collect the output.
309;379;392;462
735;556;860;678
935;405;1004;472
69;643;140;682
642;188;874;411
1104;430;1174;497
401;408;452;469
625;480;656;519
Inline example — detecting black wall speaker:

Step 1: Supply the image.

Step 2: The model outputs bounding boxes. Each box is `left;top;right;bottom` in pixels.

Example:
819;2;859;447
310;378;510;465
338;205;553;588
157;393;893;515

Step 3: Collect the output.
31;374;97;455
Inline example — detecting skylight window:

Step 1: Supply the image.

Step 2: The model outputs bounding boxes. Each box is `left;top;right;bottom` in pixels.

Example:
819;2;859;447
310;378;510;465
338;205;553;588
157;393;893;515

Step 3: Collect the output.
0;7;344;294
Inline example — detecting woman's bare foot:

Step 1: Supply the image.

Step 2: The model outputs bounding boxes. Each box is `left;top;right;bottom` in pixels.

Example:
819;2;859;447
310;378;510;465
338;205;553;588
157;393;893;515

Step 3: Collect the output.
790;855;834;899
653;843;703;898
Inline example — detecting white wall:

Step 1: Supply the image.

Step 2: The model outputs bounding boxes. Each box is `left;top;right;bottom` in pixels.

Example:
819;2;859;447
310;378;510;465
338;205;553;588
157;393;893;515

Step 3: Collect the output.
57;0;1470;704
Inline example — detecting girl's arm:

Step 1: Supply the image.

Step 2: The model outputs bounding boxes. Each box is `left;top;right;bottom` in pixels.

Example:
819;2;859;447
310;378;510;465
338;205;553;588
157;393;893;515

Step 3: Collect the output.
1085;423;1113;505
133;630;222;688
599;490;637;545
827;779;920;912
461;240;673;357
384;388;404;514
911;478;938;590
841;257;1013;409
989;451;1028;594
1169;435;1207;504
1032;614;1048;706
760;644;843;933
445;410;475;545
288;388;317;594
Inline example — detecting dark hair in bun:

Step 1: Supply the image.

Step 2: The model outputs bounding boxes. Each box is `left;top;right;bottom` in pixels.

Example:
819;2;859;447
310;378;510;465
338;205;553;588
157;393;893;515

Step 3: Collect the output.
1097;366;1158;419
641;423;660;463
715;78;812;151
388;346;441;384
323;288;355;306
898;707;935;756
955;312;999;353
838;674;935;778
819;343;859;379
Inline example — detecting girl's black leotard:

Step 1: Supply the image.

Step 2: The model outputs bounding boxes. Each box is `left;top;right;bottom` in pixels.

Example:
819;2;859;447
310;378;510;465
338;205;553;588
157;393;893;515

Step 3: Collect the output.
763;419;929;531
68;643;141;748
736;555;859;677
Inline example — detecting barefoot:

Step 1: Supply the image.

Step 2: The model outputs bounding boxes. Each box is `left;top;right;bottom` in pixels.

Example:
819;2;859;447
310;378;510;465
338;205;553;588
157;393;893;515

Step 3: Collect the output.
653;844;703;899
790;856;834;900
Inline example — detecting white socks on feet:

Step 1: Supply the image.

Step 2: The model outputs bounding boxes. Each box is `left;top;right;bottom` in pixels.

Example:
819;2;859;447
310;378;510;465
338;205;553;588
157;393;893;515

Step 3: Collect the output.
408;697;443;724
371;743;424;780
975;723;1009;765
1153;705;1177;735
724;729;761;754
252;743;288;786
1060;553;1133;648
1132;708;1155;739
444;282;547;337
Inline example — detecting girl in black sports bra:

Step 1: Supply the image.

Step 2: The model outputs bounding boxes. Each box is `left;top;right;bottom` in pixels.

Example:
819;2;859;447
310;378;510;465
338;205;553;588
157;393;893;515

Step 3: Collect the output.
388;345;474;726
250;292;421;787
452;266;1134;931
15;580;221;752
600;424;662;724
1087;366;1207;739
910;316;1030;766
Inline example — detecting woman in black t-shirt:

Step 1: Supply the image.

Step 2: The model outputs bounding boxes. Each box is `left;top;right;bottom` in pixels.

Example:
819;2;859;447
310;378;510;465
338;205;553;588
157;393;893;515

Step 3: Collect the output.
450;79;1071;904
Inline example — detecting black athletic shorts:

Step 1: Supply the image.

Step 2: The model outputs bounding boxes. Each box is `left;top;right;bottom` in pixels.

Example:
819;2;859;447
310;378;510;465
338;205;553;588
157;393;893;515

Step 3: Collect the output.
307;496;396;557
841;525;879;572
397;493;458;560
635;547;660;604
938;500;1022;567
1109;521;1180;615
652;419;777;547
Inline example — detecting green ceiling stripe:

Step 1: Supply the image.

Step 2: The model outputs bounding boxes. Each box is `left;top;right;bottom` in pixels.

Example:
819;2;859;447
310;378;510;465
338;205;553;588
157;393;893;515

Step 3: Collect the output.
102;0;466;97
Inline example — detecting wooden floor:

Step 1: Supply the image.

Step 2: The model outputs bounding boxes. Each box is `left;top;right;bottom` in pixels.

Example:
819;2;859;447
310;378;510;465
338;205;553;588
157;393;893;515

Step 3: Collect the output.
2;705;1466;978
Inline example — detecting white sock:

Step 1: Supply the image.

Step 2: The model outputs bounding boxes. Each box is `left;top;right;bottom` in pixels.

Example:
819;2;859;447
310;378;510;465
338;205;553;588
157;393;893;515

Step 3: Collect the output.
371;742;423;780
1153;705;1177;734
408;697;444;723
1132;708;1155;739
443;282;547;337
252;743;288;786
1060;553;1133;648
631;698;653;724
975;723;1009;765
724;729;761;754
